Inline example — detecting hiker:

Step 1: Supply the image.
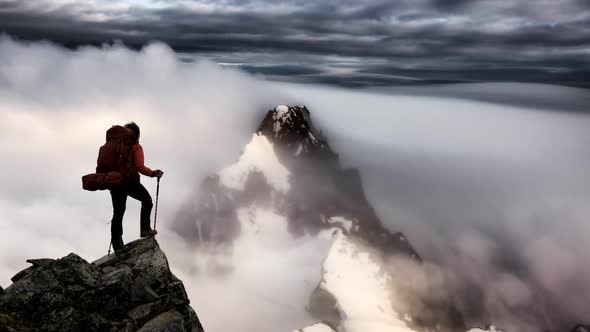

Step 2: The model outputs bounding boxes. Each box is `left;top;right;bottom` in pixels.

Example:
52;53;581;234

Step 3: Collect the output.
107;122;164;253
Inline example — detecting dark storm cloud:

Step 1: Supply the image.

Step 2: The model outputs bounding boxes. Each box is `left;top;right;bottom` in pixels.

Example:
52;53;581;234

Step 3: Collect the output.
0;0;589;87
431;0;472;11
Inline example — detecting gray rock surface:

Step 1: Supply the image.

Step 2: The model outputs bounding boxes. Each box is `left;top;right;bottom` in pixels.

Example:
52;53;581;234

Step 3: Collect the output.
137;311;185;332
0;237;204;332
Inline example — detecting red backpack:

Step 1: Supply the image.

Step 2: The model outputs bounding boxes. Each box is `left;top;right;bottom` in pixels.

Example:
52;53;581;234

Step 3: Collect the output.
82;125;138;191
97;125;138;179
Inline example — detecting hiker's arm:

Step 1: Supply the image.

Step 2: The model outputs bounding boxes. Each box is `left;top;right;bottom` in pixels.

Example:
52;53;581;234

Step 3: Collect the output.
134;144;155;176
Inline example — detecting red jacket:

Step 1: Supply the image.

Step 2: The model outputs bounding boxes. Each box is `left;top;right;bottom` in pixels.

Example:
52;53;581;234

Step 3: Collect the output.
133;144;154;176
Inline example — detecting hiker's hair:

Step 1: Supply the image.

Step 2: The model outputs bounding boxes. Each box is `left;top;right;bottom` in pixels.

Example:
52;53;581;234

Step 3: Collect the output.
125;122;140;140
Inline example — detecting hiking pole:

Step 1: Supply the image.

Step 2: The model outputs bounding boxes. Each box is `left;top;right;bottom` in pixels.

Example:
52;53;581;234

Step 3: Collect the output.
108;219;112;255
154;177;161;232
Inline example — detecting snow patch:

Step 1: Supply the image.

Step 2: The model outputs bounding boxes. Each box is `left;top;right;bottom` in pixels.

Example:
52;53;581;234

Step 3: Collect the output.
308;131;318;144
218;133;290;192
467;326;503;332
191;204;335;331
273;104;293;136
275;104;291;116
320;231;420;332
295;143;304;156
295;323;336;332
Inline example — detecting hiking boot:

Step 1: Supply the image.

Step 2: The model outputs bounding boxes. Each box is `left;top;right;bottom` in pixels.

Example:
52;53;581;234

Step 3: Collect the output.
140;229;158;238
112;237;125;256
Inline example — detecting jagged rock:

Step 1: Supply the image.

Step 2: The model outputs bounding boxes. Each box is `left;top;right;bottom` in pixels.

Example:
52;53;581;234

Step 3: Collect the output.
129;302;161;321
0;237;204;332
9;267;34;283
131;280;161;303
25;258;55;268
137;310;185;332
257;105;330;155
308;286;340;327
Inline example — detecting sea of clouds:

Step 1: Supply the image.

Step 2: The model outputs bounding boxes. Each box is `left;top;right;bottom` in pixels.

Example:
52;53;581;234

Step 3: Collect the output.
1;36;590;332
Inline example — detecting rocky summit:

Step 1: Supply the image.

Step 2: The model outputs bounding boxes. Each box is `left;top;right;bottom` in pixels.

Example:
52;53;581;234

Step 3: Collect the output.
0;238;204;332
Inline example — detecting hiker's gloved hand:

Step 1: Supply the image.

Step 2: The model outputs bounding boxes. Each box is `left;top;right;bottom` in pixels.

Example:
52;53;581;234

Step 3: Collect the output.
152;170;164;178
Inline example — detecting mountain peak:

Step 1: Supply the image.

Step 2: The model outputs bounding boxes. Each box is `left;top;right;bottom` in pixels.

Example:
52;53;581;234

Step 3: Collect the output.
176;104;420;257
257;105;330;156
258;105;313;140
0;238;204;332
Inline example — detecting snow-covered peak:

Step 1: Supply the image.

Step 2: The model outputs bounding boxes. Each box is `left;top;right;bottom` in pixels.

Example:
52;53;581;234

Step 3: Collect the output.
272;104;306;131
275;104;291;119
218;133;290;193
257;105;328;156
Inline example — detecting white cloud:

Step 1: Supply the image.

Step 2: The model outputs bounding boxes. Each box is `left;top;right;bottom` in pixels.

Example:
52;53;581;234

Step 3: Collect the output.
2;35;590;332
277;82;590;331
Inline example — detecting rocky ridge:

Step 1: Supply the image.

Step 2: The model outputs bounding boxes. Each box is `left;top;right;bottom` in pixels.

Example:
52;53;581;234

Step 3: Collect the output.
0;238;204;332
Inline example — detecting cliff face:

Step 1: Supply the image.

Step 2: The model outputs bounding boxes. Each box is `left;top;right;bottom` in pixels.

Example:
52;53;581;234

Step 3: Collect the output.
0;238;204;332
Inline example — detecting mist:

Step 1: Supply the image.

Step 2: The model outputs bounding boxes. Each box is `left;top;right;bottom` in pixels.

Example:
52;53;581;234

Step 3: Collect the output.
281;83;590;331
0;35;290;327
1;35;590;332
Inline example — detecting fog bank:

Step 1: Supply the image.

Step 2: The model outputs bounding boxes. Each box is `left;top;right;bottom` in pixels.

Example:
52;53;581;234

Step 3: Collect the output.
2;36;590;331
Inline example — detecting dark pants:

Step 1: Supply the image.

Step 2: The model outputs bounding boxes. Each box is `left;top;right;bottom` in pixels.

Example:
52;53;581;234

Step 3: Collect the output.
109;181;153;243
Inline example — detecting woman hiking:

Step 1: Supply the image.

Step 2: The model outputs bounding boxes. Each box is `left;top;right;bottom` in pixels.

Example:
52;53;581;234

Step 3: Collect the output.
108;122;164;254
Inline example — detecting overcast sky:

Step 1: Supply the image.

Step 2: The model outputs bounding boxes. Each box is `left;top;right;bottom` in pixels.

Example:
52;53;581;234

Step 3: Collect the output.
1;0;589;87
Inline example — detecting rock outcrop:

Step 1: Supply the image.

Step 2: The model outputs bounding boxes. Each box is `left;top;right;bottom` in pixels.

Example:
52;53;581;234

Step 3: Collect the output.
0;238;204;332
